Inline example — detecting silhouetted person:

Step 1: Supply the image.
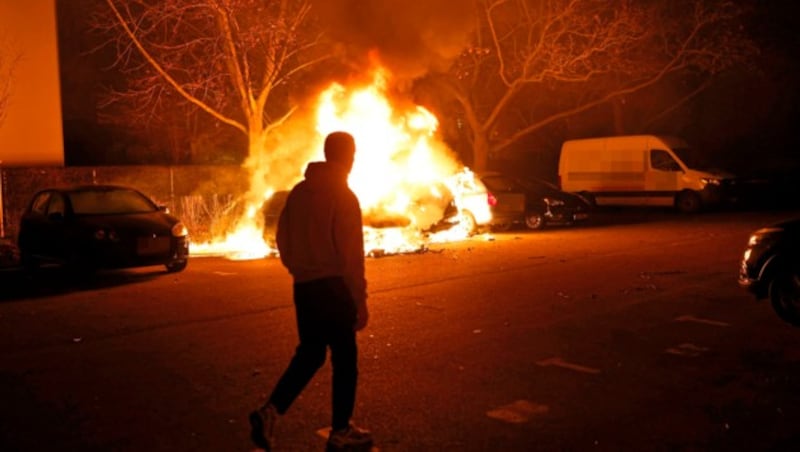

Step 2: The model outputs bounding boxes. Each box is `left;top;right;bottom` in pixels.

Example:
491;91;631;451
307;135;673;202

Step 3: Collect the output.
250;131;372;451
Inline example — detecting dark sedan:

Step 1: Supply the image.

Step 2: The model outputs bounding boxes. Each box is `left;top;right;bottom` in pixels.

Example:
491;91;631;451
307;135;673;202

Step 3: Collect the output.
739;217;800;326
17;185;189;273
478;172;591;231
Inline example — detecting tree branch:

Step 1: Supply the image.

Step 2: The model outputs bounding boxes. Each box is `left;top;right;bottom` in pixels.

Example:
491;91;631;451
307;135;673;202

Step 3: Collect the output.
105;0;247;134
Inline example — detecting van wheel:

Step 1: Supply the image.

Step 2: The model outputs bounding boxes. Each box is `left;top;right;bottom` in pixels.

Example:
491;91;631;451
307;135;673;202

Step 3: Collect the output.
675;191;702;213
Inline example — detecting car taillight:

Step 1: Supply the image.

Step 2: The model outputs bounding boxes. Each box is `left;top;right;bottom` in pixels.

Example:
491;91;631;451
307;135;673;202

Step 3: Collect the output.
487;192;498;207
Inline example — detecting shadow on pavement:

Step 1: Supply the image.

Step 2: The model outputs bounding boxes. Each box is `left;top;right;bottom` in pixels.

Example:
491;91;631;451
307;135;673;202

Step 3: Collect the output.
0;265;163;302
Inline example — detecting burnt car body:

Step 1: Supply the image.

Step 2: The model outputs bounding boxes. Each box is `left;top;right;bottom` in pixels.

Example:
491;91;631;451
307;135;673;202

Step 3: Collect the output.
739;217;800;326
477;172;591;231
17;185;189;273
261;186;460;244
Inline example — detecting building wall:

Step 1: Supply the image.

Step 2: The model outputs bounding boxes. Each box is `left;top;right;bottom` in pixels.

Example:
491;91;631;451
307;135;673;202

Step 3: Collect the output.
0;0;64;167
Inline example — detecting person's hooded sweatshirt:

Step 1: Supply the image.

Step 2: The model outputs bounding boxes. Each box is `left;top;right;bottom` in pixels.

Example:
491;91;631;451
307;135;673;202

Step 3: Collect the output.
276;161;367;307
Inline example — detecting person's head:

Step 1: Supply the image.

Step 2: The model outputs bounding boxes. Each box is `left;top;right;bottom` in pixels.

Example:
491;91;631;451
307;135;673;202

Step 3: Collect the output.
324;131;356;172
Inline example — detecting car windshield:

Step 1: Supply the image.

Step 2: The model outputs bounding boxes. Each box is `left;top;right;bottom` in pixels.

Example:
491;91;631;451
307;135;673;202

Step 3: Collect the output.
68;188;157;215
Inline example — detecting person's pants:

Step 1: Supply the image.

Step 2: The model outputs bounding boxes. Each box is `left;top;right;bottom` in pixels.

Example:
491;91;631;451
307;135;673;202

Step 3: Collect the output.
268;276;358;430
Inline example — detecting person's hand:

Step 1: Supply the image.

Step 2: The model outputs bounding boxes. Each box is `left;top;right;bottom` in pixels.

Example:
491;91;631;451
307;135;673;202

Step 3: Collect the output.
354;303;369;331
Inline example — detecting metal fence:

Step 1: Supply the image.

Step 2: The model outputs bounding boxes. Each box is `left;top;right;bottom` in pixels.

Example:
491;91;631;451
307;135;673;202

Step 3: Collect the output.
0;165;250;242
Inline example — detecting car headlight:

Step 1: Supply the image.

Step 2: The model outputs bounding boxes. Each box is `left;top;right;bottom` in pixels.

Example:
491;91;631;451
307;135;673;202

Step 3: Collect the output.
171;222;189;237
701;177;721;186
544;197;565;207
747;227;782;247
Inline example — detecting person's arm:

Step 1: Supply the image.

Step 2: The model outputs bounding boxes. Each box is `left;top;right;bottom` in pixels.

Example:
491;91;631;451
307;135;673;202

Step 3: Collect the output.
335;192;368;330
275;192;292;270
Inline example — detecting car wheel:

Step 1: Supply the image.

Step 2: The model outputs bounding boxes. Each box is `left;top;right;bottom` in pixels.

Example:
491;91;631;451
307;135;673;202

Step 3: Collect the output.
769;269;800;326
675;190;702;213
166;259;188;273
457;210;478;235
525;213;545;230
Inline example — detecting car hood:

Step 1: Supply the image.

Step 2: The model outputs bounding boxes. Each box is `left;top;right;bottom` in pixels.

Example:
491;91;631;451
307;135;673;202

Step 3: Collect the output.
687;168;736;180
75;211;179;235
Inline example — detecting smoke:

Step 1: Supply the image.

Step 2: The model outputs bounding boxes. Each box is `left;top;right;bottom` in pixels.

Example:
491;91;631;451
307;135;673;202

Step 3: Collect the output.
310;0;477;80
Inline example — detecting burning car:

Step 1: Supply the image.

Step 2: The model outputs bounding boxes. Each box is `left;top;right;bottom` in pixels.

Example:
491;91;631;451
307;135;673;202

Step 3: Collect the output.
260;169;494;250
17;185;189;273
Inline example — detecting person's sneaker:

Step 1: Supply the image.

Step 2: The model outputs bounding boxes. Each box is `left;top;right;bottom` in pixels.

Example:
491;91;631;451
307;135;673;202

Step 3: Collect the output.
327;423;373;449
249;404;277;451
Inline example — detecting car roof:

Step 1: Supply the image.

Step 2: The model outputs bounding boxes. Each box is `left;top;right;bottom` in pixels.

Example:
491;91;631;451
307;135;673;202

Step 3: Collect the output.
37;184;141;194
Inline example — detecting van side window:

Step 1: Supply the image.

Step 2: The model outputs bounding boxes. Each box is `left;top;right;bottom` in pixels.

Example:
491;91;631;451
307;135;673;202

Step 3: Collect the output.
650;149;682;172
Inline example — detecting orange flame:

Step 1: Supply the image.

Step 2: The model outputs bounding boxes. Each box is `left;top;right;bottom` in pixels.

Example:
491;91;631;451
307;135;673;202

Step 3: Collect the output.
192;68;489;259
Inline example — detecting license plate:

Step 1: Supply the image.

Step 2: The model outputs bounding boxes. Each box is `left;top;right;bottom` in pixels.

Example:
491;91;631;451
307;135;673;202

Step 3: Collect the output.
137;236;170;255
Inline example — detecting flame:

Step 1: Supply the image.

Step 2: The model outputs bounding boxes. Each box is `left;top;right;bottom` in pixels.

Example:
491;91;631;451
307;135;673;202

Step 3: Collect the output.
192;68;490;259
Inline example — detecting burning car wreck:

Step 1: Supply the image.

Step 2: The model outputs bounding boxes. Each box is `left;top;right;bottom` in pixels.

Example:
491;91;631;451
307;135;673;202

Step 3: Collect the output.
194;70;495;260
260;169;494;257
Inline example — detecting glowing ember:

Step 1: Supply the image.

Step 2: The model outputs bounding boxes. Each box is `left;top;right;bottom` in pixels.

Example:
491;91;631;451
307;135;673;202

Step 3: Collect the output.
192;68;488;259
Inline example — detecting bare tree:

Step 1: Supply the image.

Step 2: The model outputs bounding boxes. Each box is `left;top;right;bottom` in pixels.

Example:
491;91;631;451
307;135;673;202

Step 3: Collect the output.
91;0;328;162
422;0;756;170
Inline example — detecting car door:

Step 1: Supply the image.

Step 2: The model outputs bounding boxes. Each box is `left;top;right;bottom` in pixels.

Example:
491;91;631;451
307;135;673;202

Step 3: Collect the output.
42;191;71;260
18;191;52;257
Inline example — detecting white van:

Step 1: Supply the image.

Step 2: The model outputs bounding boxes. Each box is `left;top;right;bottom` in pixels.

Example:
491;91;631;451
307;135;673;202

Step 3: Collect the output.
558;135;732;212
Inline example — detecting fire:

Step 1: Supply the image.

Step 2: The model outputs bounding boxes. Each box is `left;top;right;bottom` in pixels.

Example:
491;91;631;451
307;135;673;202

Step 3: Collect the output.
192;69;489;259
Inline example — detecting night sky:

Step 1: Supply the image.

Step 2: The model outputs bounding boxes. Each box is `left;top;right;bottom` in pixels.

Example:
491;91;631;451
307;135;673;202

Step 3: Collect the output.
55;0;800;177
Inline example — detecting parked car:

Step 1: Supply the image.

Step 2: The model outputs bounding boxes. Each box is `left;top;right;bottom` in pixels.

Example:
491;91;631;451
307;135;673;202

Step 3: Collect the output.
475;172;591;231
739;217;800;326
17;185;189;273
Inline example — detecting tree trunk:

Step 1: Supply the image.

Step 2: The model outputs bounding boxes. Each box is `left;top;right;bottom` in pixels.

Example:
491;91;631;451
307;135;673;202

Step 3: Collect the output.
472;132;490;171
